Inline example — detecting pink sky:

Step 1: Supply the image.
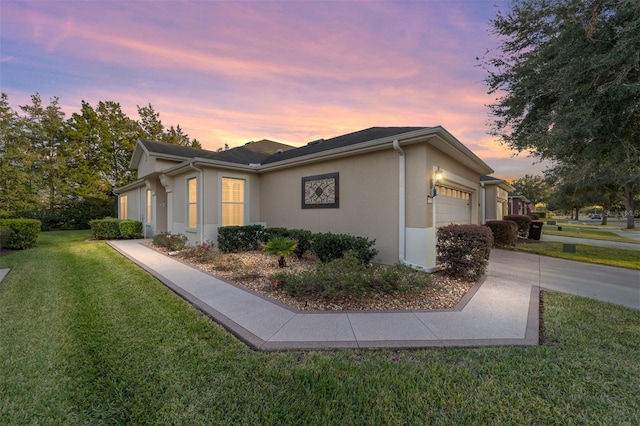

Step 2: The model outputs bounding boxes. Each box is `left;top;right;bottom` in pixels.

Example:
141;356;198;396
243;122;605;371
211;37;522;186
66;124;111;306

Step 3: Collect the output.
1;0;549;179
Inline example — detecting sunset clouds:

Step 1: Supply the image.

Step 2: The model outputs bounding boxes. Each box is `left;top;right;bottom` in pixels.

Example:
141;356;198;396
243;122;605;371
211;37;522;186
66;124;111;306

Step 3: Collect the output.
1;0;547;178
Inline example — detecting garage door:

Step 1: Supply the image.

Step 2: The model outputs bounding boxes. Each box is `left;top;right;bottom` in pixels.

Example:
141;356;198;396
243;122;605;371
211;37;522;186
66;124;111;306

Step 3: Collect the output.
435;185;471;227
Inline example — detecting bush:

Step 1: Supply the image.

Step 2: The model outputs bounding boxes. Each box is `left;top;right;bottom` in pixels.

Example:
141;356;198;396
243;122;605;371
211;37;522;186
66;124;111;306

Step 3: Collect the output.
118;220;143;239
311;232;378;264
0;226;12;250
0;219;41;250
218;225;266;252
152;232;188;252
437;224;493;279
527;213;540;220
503;215;532;238
264;228;313;259
534;211;547;219
89;218;121;240
179;242;216;263
272;254;431;300
485;220;518;248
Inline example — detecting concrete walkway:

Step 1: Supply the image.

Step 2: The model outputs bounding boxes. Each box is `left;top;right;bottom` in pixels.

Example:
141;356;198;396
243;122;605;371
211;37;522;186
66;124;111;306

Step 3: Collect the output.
108;240;639;351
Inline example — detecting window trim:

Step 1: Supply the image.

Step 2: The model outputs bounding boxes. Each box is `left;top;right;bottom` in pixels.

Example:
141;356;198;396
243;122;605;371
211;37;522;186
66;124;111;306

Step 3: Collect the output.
119;195;128;220
187;176;198;230
146;189;152;223
219;173;249;227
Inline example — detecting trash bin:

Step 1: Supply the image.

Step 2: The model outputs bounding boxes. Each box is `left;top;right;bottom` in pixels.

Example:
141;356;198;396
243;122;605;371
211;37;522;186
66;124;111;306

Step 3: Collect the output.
528;220;544;240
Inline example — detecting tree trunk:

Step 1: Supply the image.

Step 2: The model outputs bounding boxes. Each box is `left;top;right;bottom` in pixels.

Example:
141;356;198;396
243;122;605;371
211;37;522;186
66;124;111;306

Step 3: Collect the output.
624;183;635;229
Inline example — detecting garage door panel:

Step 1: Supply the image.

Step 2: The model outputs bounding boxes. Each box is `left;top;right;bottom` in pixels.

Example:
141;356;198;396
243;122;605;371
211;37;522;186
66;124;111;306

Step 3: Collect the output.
435;186;471;227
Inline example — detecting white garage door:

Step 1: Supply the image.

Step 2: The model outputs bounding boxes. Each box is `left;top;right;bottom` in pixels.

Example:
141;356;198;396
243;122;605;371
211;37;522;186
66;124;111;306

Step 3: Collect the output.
435;185;471;227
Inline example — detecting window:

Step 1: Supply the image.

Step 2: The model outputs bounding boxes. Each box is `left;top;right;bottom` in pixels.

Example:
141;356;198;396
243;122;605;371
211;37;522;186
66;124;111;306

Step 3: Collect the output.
222;177;245;226
187;177;197;228
146;189;152;223
119;195;128;219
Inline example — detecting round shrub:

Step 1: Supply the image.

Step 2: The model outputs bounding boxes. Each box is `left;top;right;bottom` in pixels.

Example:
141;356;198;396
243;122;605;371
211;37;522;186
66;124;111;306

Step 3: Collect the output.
503;215;532;238
0;219;42;249
437;224;493;279
485;220;518;247
118;220;143;239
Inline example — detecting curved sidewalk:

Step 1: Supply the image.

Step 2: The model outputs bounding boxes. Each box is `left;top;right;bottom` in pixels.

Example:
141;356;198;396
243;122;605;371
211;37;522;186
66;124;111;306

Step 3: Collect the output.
108;241;638;351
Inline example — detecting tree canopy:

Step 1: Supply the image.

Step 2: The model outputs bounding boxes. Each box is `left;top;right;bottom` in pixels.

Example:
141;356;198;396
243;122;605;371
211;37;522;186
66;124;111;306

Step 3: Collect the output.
482;0;640;227
0;93;202;229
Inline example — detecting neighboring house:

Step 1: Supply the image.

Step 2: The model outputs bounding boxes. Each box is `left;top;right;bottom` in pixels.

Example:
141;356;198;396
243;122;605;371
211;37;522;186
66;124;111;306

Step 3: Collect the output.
480;175;514;223
508;192;530;215
115;126;494;271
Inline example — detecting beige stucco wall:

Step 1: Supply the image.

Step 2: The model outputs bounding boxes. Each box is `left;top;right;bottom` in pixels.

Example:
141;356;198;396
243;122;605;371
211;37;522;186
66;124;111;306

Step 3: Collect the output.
137;155;182;179
117;186;143;222
259;149;400;264
166;167;261;244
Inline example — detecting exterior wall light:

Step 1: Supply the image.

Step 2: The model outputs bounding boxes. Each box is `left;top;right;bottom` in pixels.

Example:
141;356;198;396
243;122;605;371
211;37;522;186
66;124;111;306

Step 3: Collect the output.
429;166;443;200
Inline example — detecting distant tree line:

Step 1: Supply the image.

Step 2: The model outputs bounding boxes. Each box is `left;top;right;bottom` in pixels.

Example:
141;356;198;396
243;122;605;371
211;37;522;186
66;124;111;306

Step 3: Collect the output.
0;92;201;230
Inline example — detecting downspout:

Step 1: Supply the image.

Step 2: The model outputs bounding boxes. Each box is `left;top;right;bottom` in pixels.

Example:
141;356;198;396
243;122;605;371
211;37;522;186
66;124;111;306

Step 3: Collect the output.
189;162;205;243
392;140;423;270
480;181;486;224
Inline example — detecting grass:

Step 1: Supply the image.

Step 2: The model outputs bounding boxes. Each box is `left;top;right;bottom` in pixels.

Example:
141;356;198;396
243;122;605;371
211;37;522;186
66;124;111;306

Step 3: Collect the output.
2;231;640;424
514;241;640;269
543;226;640;243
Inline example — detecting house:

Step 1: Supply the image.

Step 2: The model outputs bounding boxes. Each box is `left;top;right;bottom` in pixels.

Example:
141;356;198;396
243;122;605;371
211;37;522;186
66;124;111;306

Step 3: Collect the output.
115;126;494;271
508;192;530;216
480;175;514;223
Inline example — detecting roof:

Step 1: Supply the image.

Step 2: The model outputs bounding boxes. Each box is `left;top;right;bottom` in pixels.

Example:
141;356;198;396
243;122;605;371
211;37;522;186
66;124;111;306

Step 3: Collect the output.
481;175;515;191
203;139;295;165
132;138;295;169
261;127;427;165
130;126;493;177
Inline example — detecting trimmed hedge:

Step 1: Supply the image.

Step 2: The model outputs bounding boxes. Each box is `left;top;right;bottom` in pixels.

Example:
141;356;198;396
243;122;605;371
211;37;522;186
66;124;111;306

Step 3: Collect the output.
0;226;12;250
503;215;532;238
119;220;143;239
218;225;378;264
89;218;122;240
485;220;518;247
437;224;493;279
89;218;143;240
311;232;378;265
0;219;41;249
218;225;267;252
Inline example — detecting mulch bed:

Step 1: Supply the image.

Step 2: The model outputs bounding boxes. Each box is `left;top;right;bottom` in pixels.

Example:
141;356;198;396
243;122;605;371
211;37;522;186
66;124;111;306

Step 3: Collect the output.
154;245;477;312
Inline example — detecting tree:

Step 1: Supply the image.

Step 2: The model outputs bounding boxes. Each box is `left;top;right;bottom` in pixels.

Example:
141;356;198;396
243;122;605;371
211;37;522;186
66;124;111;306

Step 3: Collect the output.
0;93;39;215
510;174;551;207
137;103;201;148
19;93;66;218
481;0;640;228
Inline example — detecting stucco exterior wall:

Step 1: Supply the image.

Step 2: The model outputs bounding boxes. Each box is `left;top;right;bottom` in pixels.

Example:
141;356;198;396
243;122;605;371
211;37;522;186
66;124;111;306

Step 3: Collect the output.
137;156;182;179
259;149;400;264
117;186;143;222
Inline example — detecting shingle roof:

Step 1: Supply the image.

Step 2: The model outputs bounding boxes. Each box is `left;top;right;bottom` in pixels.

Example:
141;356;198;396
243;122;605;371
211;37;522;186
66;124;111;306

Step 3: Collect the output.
138;138;295;165
261;127;427;165
138;139;212;159
203;139;295;164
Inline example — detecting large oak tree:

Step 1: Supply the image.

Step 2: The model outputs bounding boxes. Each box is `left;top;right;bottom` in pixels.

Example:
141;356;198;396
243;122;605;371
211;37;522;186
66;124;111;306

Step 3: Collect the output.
482;0;639;228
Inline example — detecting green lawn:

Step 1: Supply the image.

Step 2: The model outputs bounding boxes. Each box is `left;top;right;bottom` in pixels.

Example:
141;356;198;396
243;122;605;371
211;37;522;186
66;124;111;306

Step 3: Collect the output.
514;241;640;269
543;226;640;243
1;231;639;424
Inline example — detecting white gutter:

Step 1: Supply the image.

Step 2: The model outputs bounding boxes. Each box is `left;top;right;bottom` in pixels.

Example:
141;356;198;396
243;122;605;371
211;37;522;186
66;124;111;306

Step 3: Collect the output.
392;139;424;270
188;162;205;243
